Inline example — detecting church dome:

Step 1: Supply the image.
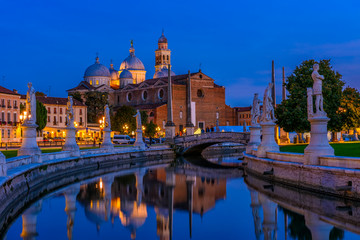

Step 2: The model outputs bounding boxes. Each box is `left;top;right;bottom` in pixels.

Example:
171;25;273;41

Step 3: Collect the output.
84;57;111;77
158;32;167;43
120;42;145;71
120;69;133;79
109;62;119;80
153;67;175;78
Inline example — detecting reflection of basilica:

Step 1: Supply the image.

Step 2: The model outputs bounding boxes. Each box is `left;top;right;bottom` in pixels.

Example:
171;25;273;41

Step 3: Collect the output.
74;167;227;239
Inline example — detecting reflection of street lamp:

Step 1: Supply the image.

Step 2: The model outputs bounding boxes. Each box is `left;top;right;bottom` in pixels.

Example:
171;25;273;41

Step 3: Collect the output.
123;124;129;133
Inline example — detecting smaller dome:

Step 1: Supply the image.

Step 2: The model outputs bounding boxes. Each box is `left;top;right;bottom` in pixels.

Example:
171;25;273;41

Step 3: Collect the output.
120;69;133;79
158;32;167;43
84;57;111;77
109;62;119;80
153;68;175;78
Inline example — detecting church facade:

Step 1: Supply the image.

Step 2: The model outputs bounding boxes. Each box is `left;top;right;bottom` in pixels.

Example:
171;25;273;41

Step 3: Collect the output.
68;32;236;135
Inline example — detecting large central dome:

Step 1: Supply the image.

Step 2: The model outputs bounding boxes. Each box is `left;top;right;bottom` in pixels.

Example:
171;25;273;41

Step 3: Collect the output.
84;57;111;77
120;41;145;71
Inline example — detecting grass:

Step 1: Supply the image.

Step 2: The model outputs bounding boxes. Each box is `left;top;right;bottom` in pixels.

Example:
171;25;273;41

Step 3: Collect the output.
1;146;101;159
280;142;360;157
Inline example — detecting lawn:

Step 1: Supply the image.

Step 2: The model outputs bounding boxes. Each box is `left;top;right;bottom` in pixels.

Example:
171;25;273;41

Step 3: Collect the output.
280;142;360;157
1;146;101;159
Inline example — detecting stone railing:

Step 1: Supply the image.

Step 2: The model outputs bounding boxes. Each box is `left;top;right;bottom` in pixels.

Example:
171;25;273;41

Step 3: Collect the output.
266;151;305;164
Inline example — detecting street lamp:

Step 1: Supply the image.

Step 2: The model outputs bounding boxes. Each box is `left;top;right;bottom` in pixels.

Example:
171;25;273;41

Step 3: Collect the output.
123;124;129;133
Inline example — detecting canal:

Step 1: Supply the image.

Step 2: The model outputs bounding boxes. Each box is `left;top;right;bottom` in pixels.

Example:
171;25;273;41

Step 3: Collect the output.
2;153;360;240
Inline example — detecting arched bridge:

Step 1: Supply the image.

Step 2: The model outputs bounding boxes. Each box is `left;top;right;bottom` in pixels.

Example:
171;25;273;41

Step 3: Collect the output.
174;132;250;156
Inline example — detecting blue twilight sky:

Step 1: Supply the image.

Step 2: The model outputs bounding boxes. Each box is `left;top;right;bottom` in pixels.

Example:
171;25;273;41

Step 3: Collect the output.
1;0;360;107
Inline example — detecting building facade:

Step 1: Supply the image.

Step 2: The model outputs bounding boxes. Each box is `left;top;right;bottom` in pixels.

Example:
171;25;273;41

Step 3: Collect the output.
36;96;88;139
0;86;21;142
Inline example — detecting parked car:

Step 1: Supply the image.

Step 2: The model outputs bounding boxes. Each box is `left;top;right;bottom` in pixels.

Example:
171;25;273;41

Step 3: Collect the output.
113;135;133;144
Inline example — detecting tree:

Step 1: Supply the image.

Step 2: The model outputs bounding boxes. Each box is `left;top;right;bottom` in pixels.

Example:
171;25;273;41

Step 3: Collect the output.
69;91;83;103
36;101;47;132
35;91;46;97
111;105;148;134
275;59;344;136
340;87;360;131
145;121;157;138
84;91;108;123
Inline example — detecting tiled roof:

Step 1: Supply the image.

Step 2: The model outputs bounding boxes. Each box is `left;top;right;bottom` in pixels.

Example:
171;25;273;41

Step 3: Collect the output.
0;86;20;96
67;81;95;92
36;96;86;106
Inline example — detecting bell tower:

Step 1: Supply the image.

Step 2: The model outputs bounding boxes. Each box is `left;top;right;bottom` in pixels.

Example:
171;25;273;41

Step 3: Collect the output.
155;30;171;73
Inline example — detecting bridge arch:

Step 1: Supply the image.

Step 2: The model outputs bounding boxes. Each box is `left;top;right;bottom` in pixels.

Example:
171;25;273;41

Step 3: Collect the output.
174;132;250;156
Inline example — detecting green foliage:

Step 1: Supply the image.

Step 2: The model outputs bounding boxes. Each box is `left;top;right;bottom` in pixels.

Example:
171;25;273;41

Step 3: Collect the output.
69;91;83;103
84;91;108;123
340;87;360;130
35;91;46;97
145;121;157;138
36;101;47;131
20;103;25;114
275;59;344;133
111;105;148;134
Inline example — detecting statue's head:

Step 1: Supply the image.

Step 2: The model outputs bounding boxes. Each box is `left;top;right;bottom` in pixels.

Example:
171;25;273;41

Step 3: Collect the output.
268;82;273;88
28;82;32;88
254;93;258;97
313;63;319;71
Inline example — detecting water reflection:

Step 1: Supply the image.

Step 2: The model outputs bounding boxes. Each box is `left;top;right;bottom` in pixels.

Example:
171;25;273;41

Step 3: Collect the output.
4;154;360;239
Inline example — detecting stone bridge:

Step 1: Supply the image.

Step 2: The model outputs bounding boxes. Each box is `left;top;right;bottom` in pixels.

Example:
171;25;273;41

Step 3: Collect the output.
174;132;250;156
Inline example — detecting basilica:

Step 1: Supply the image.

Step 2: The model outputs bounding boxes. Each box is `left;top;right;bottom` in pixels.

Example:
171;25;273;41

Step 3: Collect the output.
68;32;236;134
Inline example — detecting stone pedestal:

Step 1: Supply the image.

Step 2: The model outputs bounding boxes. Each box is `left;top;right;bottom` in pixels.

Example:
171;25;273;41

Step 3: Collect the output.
62;127;80;156
165;125;176;144
186;126;194;136
0;152;7;177
246;126;261;154
101;128;114;150
304;116;334;165
18;122;41;160
256;122;279;158
134;128;146;149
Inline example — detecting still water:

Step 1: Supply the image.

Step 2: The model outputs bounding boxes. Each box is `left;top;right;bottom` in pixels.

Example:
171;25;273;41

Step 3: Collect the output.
3;154;360;240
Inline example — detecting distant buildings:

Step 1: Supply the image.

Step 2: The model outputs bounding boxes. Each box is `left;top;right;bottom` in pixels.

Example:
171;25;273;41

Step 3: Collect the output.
0;86;21;142
68;32;237;134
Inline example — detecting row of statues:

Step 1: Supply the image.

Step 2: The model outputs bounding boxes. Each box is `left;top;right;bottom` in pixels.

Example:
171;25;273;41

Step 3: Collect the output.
251;63;325;126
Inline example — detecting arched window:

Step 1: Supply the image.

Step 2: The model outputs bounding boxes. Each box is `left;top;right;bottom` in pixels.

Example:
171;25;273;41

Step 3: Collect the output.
163;55;165;60
127;92;132;102
142;90;148;101
158;88;164;99
150;112;154;117
197;89;204;98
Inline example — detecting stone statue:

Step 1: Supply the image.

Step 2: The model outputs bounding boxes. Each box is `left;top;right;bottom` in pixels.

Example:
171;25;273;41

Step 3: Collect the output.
243;120;247;132
251;93;261;126
104;104;111;129
66;96;74;127
260;83;276;123
307;88;314;118
311;63;325;115
134;110;142;130
26;82;36;124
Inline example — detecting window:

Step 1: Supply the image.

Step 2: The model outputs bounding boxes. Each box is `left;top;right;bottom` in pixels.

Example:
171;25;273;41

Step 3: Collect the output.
7;100;11;107
80;109;82;115
149;112;154;117
53;116;57;125
117;96;120;104
54;108;57;114
1;129;3;138
60;116;62;123
60;108;62;114
14;131;16;139
90;80;93;85
197;89;204;98
96;80;99;85
1;99;4;107
142;90;148;101
13;100;17;108
127;92;132;102
163;55;165;60
80;117;83;124
199;74;203;79
167;55;169;61
158;88;164;99
13;113;17;122
48;107;51;114
2;112;5;122
180;111;183;119
7;130;10;138
48;116;50;122
7;112;10;122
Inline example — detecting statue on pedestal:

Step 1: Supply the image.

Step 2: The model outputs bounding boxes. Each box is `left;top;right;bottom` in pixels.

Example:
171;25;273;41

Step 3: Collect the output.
26;82;36;124
134;110;142;130
260;83;276;123
104;105;111;129
66;96;74;127
251;93;261;126
312;63;325;115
